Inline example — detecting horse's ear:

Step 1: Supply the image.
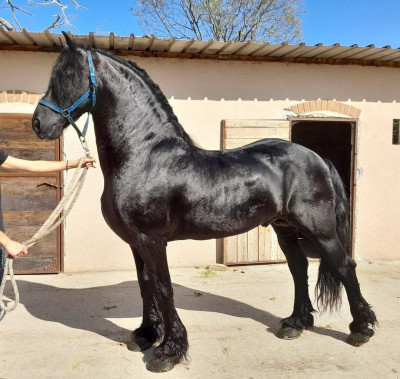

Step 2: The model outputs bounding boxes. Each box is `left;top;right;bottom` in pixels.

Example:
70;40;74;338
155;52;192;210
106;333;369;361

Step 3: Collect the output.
62;31;77;49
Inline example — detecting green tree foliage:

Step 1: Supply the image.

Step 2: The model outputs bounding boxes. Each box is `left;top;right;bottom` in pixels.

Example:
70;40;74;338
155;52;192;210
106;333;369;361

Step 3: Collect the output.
132;0;304;43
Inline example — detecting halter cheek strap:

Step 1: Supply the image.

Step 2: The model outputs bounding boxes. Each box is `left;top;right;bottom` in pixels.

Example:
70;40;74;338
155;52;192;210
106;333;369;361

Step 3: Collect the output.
39;50;98;156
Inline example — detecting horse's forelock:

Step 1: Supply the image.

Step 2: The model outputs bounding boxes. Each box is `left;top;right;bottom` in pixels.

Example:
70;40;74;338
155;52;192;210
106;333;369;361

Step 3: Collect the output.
50;47;88;101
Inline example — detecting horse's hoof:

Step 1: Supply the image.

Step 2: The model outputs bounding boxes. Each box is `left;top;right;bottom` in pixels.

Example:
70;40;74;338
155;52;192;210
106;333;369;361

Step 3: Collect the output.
276;327;302;340
346;332;370;347
146;358;175;373
127;337;153;352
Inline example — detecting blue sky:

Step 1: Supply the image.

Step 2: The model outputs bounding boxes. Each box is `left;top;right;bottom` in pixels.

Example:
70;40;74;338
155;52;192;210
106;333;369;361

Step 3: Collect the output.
2;0;400;48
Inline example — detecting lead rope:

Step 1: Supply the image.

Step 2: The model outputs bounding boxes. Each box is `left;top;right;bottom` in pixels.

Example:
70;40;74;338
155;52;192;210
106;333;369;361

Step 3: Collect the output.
0;144;91;320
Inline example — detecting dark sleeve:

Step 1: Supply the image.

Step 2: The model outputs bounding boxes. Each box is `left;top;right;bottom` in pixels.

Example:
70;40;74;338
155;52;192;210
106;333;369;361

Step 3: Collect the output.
0;150;8;166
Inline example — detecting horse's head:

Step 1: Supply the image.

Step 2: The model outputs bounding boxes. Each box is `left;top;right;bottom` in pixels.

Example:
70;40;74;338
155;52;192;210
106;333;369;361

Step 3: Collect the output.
33;32;96;140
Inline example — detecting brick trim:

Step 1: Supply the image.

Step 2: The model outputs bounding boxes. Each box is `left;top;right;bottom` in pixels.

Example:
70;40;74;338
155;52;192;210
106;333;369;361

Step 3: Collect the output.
290;100;361;118
0;90;43;105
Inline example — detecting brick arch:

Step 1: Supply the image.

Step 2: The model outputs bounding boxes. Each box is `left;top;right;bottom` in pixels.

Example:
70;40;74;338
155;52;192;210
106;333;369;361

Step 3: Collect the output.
0;90;43;105
289;100;361;118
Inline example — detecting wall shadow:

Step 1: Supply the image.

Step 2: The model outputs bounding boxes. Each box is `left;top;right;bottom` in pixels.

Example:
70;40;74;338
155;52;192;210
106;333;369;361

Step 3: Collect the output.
3;279;348;345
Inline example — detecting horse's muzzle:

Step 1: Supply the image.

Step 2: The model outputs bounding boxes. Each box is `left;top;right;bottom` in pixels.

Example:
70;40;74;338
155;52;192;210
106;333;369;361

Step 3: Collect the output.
32;118;41;135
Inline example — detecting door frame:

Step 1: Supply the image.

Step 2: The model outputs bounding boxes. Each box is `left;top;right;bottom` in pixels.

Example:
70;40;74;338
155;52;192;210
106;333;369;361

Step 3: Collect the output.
289;117;358;258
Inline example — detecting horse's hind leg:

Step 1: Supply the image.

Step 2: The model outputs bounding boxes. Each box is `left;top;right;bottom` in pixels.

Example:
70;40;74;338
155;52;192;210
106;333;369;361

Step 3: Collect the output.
272;222;315;340
131;233;188;372
316;236;377;346
291;202;377;346
128;248;162;352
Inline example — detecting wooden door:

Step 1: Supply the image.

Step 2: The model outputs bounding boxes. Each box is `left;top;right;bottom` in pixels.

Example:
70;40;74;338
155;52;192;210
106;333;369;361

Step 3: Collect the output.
221;119;290;265
0;114;62;273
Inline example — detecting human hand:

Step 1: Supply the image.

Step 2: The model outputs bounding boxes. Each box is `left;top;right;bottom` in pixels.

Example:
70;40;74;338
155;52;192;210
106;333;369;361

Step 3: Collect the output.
3;239;28;259
82;157;96;169
70;157;96;169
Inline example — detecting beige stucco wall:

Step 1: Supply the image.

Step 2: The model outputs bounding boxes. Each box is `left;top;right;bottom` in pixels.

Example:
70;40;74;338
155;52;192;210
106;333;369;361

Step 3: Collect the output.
1;49;400;271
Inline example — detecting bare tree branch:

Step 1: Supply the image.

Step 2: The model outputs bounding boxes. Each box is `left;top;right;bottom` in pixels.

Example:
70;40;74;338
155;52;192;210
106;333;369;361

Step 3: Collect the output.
43;13;61;31
132;0;304;43
6;0;32;30
0;0;85;32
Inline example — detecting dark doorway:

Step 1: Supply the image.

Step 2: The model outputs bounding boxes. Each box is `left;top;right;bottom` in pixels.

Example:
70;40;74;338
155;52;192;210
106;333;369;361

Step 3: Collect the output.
291;120;356;256
291;120;353;195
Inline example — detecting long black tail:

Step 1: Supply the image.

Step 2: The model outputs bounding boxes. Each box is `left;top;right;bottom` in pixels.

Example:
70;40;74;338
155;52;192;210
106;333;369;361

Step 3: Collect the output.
316;159;350;312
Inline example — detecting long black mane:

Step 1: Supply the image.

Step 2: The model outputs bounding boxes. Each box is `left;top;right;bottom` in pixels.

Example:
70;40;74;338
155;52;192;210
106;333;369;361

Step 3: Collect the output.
97;47;200;150
97;48;180;123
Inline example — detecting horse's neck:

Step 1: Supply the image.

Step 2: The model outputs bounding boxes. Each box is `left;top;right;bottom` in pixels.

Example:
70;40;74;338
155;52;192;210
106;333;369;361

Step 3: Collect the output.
92;55;194;172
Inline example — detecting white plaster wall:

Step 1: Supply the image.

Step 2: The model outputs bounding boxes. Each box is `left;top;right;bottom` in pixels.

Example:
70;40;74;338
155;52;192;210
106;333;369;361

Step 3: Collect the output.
1;50;400;271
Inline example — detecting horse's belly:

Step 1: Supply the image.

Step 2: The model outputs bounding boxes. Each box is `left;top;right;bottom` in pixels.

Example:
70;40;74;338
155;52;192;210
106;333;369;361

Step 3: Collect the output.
172;204;275;241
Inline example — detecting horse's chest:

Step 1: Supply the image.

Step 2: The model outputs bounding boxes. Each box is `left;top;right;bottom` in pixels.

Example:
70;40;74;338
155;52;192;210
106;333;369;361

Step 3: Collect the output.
101;183;172;236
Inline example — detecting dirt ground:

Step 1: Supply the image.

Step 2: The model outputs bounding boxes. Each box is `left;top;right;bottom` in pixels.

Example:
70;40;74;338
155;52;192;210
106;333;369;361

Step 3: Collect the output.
0;260;399;379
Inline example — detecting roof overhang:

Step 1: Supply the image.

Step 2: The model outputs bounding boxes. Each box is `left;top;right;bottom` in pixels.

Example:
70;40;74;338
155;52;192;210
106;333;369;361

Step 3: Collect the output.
1;30;400;68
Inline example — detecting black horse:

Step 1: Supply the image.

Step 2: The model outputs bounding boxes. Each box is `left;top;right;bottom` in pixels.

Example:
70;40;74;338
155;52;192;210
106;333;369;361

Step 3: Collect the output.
32;34;377;372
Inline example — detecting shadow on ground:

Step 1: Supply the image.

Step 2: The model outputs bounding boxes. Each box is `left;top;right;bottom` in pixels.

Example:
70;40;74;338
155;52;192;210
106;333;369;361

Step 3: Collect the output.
4;279;348;345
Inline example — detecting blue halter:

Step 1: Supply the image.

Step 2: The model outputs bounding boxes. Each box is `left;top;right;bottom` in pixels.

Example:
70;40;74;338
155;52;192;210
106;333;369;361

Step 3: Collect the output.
39;50;97;153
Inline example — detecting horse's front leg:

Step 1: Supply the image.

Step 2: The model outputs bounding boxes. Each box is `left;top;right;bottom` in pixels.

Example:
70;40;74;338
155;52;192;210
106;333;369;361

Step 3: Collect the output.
273;224;315;339
131;233;188;373
128;247;163;352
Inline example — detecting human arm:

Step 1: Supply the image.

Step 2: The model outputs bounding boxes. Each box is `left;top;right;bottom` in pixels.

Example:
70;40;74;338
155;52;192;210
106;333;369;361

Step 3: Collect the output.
1;156;96;173
0;231;28;259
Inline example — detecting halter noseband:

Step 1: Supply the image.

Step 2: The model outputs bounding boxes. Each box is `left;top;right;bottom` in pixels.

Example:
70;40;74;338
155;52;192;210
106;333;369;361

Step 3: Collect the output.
39;50;97;155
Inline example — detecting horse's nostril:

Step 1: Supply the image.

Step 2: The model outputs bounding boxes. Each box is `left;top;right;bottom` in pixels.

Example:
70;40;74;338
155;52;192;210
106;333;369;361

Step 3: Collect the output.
32;118;40;134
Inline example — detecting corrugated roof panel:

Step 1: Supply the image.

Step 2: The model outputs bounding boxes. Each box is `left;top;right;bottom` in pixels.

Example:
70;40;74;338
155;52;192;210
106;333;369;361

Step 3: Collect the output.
202;41;229;55
375;49;400;62
181;39;196;53
145;37;167;52
183;40;206;54
197;39;214;54
44;30;58;46
280;43;307;58
129;36;150;51
250;43;278;56
165;39;189;53
327;45;365;59
310;44;343;59
113;35;130;50
231;41;255;56
298;44;330;58
249;43;270;56
343;45;381;60
93;35;110;50
217;41;246;55
109;32;115;49
4;30;34;45
0;28;15;44
355;46;396;61
127;34;135;50
264;43;294;57
214;41;232;54
74;34;91;47
22;30;47;46
1;30;400;66
88;32;96;47
318;45;356;59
